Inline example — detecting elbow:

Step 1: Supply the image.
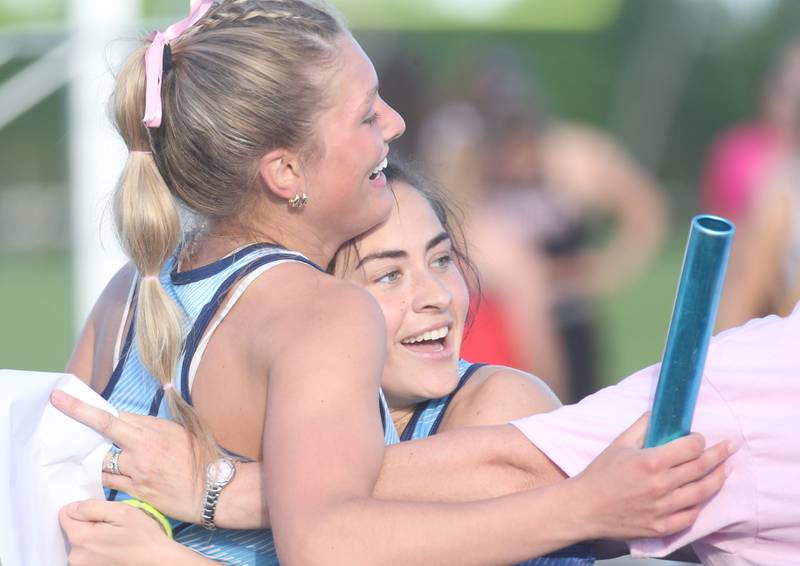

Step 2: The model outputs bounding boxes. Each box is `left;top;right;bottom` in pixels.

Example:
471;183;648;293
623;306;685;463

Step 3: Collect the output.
277;534;326;566
277;526;333;566
275;506;369;566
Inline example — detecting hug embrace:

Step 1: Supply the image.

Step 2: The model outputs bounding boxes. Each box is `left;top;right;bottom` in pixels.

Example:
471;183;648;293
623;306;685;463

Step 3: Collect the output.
46;1;799;565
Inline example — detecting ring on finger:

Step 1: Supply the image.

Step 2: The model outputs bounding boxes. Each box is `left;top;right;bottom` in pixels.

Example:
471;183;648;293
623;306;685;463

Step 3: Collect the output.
107;449;122;475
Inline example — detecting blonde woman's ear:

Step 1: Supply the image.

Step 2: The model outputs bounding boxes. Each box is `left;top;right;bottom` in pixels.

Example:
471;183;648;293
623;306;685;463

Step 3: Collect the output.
258;149;304;201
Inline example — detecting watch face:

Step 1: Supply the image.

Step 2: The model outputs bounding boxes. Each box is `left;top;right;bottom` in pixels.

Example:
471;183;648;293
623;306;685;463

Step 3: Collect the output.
208;459;236;484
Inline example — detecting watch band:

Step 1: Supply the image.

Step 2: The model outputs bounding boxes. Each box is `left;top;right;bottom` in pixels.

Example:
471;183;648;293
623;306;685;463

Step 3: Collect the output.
200;458;236;530
200;482;223;530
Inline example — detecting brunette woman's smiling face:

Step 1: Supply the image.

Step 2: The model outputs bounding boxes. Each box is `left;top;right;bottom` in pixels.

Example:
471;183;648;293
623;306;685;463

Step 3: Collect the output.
339;182;469;409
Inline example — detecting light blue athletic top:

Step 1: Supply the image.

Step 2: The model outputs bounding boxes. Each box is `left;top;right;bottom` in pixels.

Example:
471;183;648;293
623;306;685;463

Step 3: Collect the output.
104;243;398;565
397;359;482;440
398;359;596;566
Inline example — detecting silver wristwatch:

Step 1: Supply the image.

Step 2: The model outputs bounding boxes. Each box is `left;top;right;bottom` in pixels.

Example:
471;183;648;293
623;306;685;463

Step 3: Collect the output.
200;457;236;530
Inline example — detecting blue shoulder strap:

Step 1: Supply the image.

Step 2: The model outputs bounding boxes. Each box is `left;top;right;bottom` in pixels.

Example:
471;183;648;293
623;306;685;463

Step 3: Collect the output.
399;362;486;441
180;252;323;404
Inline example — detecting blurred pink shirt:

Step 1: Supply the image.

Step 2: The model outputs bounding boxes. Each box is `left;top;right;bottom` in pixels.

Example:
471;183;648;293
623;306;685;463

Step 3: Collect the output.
513;303;800;565
700;123;779;222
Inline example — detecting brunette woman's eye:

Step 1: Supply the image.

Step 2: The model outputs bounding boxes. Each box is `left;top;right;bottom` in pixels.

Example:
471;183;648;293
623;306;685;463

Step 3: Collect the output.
376;269;400;284
433;254;453;269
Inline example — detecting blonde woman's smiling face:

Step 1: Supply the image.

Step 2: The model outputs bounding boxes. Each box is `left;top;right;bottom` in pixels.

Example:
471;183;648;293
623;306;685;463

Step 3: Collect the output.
339;182;469;409
303;34;405;243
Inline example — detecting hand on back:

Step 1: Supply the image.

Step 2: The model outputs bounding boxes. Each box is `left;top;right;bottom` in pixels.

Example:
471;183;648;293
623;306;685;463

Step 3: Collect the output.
51;390;204;524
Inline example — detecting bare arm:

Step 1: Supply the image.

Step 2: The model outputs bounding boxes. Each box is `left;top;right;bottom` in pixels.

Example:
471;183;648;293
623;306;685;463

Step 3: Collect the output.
374;424;563;502
67;315;95;386
372;367;566;503
542;125;668;299
66;263;137;390
50;392;556;528
441;366;561;429
716;184;789;330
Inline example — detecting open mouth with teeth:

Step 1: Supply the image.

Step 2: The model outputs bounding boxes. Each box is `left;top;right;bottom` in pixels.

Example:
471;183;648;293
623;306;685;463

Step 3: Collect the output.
369;157;388;182
400;325;450;354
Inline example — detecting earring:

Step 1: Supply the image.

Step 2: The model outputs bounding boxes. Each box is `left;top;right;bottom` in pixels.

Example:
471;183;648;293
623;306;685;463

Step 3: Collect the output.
288;193;309;209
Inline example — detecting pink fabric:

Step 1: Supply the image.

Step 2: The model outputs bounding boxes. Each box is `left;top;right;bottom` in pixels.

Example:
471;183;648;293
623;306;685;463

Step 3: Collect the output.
513;303;800;565
700;123;779;221
142;0;213;128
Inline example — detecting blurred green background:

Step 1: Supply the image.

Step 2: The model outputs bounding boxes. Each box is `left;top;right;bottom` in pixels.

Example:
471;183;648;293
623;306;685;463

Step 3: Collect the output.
1;0;799;385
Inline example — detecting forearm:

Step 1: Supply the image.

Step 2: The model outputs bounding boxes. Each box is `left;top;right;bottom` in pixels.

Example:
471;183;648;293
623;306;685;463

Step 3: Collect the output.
281;479;595;566
374;425;564;502
215;426;562;528
214;461;269;529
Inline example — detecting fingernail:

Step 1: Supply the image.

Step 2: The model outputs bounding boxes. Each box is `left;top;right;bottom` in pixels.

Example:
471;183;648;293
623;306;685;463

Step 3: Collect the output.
64;501;79;515
727;441;739;455
50;390;65;405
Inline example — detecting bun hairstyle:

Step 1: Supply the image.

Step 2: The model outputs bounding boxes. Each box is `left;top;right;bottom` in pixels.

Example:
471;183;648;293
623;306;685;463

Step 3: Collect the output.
111;0;345;468
329;159;483;323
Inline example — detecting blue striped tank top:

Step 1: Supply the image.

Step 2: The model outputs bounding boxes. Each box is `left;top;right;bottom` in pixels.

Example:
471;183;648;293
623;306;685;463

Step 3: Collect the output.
398;360;595;566
104;243;398;565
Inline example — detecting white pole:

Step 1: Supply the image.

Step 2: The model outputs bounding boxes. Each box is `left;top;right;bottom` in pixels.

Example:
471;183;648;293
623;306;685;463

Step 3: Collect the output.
67;0;139;333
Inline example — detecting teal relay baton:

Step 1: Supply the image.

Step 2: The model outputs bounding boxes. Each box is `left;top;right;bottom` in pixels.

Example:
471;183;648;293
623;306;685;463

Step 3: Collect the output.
644;215;734;448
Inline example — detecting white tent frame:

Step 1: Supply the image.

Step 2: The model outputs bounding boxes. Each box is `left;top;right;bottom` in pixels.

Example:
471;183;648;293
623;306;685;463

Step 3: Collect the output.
0;1;139;333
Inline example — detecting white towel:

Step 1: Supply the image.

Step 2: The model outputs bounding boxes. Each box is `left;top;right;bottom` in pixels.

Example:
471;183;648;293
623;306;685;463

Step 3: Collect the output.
0;370;116;566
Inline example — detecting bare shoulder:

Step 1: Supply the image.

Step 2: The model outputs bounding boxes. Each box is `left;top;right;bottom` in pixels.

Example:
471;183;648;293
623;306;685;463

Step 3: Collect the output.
93;263;139;319
234;261;385;369
238;261;383;332
67;263;137;385
90;262;139;354
440;365;562;431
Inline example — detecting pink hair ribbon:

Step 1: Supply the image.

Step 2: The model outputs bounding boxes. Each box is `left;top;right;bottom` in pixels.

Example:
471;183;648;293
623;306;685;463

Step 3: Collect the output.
142;0;214;128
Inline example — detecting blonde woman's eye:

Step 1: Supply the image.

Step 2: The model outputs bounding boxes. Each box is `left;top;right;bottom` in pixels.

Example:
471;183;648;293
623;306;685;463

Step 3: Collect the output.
364;113;378;125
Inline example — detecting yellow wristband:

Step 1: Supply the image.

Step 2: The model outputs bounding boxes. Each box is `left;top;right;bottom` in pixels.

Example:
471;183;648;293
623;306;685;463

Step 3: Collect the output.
122;499;173;539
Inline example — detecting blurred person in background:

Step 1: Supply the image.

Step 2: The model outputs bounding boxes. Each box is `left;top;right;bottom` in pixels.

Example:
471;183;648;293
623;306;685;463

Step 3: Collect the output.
712;40;800;331
716;123;800;330
419;56;667;402
700;40;800;224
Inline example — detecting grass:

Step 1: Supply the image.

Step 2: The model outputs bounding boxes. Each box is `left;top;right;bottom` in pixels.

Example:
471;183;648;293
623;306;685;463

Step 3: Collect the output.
598;236;685;385
0;251;72;372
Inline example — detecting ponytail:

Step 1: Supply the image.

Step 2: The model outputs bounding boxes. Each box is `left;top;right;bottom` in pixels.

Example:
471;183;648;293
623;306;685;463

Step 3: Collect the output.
112;46;221;473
